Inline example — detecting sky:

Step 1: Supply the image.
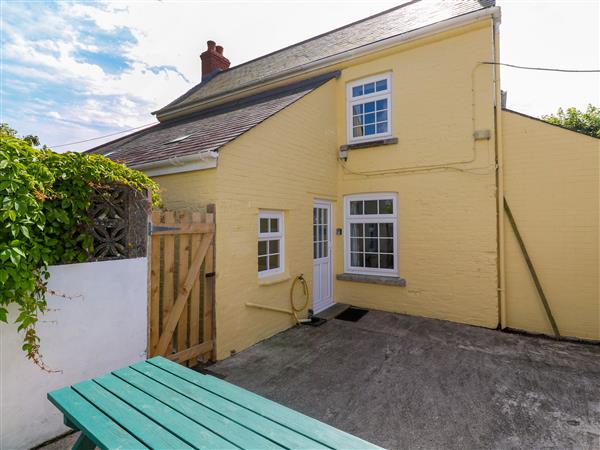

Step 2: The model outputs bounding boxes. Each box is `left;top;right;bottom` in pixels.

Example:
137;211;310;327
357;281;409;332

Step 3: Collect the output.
1;0;598;152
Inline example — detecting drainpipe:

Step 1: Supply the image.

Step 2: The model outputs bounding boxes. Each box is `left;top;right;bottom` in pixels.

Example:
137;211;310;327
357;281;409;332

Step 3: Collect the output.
492;14;507;328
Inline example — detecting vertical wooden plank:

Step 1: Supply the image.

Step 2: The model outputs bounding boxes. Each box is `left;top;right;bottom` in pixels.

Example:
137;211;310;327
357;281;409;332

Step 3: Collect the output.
161;211;176;356
203;209;215;362
188;212;203;367
149;211;162;357
177;211;191;362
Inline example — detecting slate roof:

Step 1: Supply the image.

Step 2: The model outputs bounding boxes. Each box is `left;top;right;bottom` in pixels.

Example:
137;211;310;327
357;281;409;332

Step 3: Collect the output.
158;0;495;115
87;72;338;167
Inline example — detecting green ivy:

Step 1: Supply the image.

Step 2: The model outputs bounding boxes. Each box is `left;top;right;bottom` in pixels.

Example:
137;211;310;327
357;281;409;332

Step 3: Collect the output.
0;135;159;367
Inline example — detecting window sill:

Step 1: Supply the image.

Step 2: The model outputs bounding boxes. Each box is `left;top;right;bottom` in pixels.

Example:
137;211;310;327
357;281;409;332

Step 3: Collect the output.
336;273;406;286
340;137;398;151
258;272;290;286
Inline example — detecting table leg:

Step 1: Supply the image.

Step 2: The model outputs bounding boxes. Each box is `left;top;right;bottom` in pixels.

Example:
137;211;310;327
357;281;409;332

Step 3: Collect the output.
72;433;96;450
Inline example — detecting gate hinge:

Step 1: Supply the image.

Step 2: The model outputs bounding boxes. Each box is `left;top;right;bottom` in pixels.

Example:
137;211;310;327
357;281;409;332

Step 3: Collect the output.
205;272;216;278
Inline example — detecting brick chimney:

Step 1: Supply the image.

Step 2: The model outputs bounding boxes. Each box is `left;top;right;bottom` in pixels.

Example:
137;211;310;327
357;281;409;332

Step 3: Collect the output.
200;40;230;82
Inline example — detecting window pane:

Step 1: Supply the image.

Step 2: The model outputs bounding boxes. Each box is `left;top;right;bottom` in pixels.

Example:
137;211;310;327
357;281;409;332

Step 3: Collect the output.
375;79;387;91
376;111;387;122
270;218;279;232
260;218;269;233
379;222;393;237
365;125;376;135
352;86;363;97
364;101;375;113
380;254;394;269
379;199;394;214
313;208;318;224
269;254;280;269
323;209;327;223
380;238;394;253
350;223;364;237
365;113;375;124
353;116;363;126
350;201;363;215
321;242;326;258
313;225;317;241
258;256;268;272
258;240;267;256
365;253;379;268
352;104;363;114
376;99;387;111
365;222;378;236
269;239;279;254
364;82;375;94
365;238;378;252
350;252;364;267
376;123;388;134
350;238;363;251
314;242;318;259
353;127;363;137
364;201;378;215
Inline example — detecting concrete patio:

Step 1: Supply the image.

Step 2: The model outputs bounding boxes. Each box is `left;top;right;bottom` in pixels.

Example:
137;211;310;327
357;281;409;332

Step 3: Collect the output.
211;310;600;449
39;309;600;450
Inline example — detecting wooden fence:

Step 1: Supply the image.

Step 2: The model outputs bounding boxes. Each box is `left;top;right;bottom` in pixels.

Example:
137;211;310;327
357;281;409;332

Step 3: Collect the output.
148;207;215;366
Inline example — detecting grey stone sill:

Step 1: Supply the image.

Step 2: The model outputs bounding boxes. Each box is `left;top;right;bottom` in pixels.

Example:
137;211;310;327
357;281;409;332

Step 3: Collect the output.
340;137;398;151
336;273;406;286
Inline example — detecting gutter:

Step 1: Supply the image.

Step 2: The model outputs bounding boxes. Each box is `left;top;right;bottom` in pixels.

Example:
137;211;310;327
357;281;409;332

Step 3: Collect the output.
157;6;501;121
131;151;219;177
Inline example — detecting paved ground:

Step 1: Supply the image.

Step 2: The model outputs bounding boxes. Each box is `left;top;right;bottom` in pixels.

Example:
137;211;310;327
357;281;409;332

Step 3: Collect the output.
211;310;600;449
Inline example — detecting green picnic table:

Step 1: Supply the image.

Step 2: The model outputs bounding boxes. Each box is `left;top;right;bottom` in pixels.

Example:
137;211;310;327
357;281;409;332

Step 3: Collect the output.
48;356;381;450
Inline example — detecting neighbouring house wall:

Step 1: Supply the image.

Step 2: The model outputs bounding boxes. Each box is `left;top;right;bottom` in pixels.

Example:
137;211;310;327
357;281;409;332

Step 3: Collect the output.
152;168;217;211
333;20;499;328
0;258;148;450
213;80;338;359
502;110;600;340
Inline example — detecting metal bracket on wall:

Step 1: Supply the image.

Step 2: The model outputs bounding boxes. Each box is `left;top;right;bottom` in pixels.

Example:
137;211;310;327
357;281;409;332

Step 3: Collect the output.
504;198;560;338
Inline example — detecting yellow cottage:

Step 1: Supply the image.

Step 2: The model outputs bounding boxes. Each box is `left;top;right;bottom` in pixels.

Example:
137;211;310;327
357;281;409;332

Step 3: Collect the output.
90;0;599;359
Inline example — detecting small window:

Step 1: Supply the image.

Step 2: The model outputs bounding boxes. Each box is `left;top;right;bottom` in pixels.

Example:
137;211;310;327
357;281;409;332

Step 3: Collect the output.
258;211;284;277
347;73;392;143
345;193;398;276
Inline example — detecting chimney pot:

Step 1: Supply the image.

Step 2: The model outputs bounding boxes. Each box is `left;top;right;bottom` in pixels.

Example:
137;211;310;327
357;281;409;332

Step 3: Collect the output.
200;40;230;82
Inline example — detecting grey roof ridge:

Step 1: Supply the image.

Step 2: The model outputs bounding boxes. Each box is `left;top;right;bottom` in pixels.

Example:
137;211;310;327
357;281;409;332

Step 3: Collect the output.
153;0;422;115
87;70;340;155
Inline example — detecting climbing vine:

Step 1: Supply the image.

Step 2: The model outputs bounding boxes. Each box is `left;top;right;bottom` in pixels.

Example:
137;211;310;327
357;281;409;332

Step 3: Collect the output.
0;134;159;368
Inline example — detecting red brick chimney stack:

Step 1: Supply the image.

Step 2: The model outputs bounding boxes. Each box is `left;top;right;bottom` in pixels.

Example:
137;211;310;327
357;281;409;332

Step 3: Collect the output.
200;40;230;81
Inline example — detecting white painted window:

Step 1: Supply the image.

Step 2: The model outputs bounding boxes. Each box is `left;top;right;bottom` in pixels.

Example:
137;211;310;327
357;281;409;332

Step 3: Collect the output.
347;73;392;143
344;193;398;276
258;211;284;277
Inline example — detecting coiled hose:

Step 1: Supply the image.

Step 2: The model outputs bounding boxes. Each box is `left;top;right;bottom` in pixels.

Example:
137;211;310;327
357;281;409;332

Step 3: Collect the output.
290;274;310;325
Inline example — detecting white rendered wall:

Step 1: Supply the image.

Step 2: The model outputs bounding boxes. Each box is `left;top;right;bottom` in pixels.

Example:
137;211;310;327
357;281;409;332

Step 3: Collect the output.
0;257;148;450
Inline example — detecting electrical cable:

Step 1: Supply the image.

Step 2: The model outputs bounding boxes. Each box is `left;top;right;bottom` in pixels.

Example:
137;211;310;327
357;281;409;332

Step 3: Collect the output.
480;62;600;73
50;122;157;149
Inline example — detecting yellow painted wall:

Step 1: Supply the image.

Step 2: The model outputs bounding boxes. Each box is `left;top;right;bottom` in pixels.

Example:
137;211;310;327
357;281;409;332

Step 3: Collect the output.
149;19;504;359
333;20;499;329
212;80;338;359
152;169;217;211
502;110;600;340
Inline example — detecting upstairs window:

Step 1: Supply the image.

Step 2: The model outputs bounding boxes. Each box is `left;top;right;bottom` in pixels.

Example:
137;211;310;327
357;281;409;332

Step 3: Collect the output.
347;73;392;143
258;211;284;277
344;193;398;276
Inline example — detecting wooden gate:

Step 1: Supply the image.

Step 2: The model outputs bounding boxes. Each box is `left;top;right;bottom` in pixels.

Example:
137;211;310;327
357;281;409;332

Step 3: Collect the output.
148;207;215;366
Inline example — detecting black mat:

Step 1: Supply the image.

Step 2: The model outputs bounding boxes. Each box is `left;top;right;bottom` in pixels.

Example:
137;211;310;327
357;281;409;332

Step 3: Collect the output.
335;307;369;322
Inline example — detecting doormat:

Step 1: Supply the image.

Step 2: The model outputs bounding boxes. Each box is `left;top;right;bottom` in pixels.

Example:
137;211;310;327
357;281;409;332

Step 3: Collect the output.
335;307;369;322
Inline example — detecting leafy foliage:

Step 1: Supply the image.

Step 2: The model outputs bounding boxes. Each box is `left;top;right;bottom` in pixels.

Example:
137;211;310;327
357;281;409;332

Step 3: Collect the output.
0;128;159;367
542;104;600;138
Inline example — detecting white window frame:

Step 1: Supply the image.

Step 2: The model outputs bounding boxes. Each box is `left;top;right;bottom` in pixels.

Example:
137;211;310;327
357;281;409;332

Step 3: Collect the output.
258;211;284;278
346;73;393;144
344;193;398;276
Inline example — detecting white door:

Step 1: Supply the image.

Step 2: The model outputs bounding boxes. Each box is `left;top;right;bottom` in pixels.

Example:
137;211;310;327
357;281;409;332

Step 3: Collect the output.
312;201;334;313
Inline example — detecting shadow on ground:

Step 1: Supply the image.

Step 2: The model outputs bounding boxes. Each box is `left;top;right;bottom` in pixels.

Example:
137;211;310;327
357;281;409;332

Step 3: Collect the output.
212;310;600;449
